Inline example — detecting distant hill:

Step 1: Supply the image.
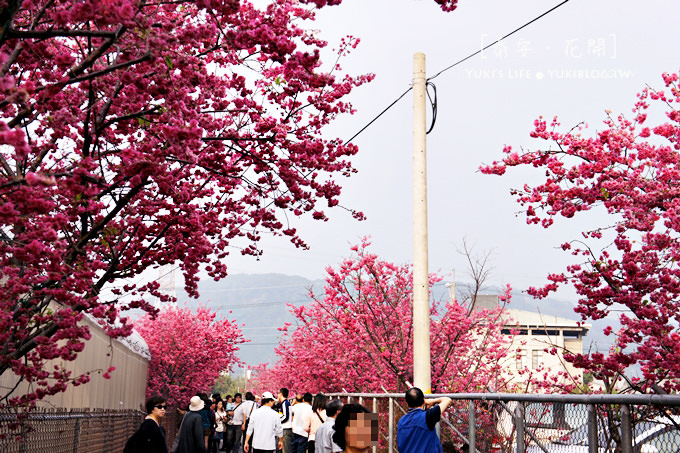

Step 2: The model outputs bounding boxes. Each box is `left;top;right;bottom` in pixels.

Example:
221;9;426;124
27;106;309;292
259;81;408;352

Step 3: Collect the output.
176;274;615;369
176;273;325;368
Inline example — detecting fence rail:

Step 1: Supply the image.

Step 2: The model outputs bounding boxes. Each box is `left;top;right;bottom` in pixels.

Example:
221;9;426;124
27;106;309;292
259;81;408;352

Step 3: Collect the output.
327;392;680;453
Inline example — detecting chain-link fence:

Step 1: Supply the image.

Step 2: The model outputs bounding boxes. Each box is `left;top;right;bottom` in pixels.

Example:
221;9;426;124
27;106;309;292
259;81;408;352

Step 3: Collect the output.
0;408;145;453
329;392;680;453
4;394;680;453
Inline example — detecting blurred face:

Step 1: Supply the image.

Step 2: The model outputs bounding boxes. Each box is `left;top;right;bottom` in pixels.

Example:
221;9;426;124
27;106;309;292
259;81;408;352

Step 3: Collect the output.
235;395;242;404
217;401;224;411
345;412;378;451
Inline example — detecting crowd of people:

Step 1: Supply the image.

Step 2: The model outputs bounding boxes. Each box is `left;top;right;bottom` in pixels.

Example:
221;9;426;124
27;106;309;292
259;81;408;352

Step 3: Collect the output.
123;387;382;453
124;386;471;453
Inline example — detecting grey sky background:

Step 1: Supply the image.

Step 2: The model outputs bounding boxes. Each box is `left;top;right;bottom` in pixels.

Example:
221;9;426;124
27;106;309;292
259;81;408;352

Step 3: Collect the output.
217;0;680;307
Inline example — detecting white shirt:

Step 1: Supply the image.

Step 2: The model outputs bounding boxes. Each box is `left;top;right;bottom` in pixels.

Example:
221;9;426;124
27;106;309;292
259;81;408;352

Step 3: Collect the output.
315;418;342;453
246;405;283;450
215;409;228;432
232;400;257;425
291;402;313;438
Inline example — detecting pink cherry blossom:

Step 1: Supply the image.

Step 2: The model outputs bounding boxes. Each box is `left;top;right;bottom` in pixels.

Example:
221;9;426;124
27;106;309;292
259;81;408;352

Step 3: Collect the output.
481;71;680;392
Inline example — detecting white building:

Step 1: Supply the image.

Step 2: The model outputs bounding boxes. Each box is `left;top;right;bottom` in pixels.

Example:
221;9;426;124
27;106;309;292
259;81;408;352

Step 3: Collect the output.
474;295;591;389
502;308;591;386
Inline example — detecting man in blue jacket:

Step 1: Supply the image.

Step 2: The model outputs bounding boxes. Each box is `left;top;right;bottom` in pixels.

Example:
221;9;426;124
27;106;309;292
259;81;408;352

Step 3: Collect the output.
397;388;452;453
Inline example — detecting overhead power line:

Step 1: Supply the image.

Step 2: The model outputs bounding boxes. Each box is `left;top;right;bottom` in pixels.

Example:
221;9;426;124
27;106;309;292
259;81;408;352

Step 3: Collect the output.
427;0;572;81
346;87;413;145
345;0;572;143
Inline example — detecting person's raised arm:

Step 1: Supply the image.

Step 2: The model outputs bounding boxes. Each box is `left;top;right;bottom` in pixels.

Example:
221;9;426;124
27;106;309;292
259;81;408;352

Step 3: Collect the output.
425;397;453;413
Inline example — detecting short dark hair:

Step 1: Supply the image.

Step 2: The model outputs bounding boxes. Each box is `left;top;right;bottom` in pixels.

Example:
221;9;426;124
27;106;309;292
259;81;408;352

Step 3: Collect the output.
234;393;242;399
332;403;371;450
262;397;274;405
280;388;289;398
245;392;255;401
326;399;343;418
145;395;166;415
405;387;425;408
303;392;313;403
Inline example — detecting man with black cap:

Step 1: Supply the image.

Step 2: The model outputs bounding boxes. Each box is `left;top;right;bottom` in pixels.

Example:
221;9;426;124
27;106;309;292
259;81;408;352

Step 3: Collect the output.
244;391;283;453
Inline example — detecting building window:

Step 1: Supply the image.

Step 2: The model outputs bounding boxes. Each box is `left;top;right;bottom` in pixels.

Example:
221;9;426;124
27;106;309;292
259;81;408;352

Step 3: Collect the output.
502;328;528;335
563;331;580;338
516;349;527;370
532;350;543;369
531;329;559;336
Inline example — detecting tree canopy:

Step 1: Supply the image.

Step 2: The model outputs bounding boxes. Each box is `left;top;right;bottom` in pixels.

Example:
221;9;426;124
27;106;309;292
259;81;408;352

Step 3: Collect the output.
256;240;514;394
481;71;680;392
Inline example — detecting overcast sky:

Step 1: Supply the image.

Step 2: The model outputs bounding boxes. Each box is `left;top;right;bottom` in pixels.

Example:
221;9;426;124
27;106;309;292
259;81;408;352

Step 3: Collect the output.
215;0;680;304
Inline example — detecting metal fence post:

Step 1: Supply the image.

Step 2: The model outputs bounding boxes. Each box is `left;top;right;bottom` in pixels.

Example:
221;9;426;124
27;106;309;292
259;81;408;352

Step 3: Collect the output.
72;418;81;453
389;396;394;453
19;420;26;453
468;401;476;453
588;404;598;453
621;404;633;453
515;402;526;453
373;398;377;453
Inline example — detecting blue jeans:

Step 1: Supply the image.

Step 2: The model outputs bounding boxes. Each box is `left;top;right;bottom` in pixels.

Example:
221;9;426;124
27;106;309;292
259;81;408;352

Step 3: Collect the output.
291;433;308;453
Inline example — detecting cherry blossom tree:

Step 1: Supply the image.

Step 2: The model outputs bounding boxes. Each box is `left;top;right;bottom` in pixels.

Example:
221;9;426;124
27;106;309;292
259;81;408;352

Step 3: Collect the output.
134;305;244;406
0;0;460;409
255;239;514;394
0;0;376;409
480;71;680;393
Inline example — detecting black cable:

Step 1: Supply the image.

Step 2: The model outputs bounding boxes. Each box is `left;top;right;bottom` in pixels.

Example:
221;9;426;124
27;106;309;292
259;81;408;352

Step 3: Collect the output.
426;81;438;134
428;0;572;82
345;86;413;144
344;0;571;142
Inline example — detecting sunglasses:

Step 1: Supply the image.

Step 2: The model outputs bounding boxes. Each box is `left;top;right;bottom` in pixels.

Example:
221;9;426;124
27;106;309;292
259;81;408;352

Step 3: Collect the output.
155;405;167;410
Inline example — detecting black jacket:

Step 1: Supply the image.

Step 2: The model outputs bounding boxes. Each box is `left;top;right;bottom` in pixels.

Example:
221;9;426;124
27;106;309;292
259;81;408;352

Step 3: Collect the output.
175;411;207;453
124;418;168;453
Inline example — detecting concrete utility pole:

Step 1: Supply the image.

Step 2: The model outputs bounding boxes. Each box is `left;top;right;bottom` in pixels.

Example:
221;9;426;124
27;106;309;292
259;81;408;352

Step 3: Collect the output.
412;52;431;393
